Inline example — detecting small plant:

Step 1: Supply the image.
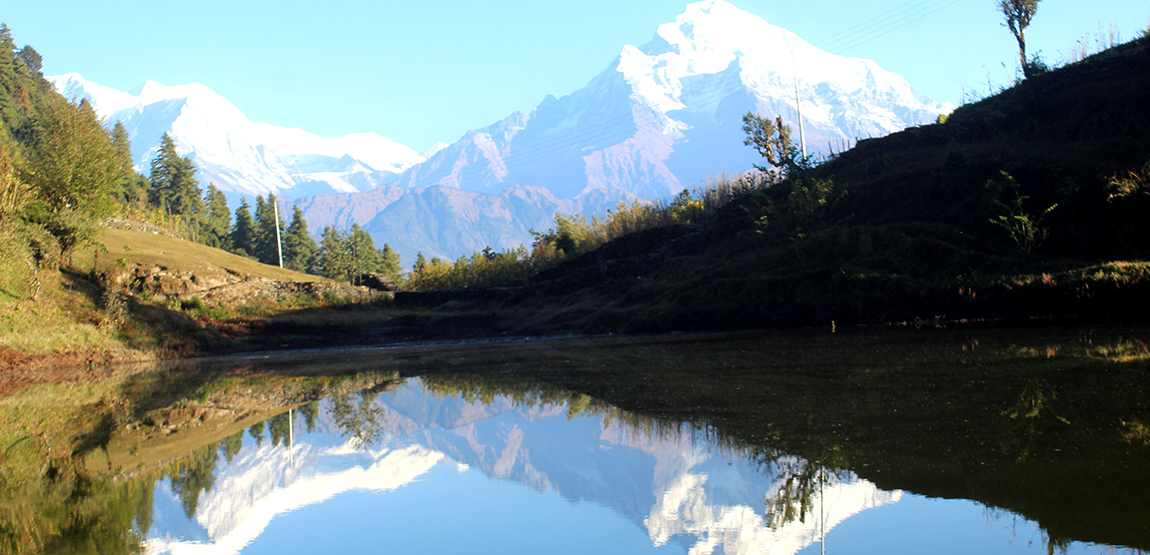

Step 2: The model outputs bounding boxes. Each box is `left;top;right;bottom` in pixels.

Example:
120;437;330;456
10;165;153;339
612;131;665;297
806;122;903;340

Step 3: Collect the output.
988;171;1057;254
1024;51;1050;76
1107;160;1150;201
180;296;206;312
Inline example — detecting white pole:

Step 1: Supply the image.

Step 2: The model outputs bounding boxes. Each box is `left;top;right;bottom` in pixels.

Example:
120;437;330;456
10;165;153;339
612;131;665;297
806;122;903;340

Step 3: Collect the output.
791;49;807;161
273;198;284;268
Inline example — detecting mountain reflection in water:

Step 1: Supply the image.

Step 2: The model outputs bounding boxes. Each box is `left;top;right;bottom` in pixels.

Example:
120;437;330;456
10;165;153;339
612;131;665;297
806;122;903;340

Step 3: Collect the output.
141;378;899;555
138;374;1130;555
6;327;1150;554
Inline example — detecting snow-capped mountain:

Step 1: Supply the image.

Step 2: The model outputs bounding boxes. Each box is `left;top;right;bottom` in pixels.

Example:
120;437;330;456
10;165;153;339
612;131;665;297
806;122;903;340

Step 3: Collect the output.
383;0;951;200
50;0;951;262
49;73;424;199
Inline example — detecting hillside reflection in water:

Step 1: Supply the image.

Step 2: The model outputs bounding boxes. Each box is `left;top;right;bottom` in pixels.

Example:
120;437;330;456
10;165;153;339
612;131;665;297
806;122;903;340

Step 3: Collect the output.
141;375;1136;555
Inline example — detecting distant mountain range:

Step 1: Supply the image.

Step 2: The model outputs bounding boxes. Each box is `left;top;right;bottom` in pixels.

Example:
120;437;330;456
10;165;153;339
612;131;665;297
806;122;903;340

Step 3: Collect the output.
51;0;950;263
48;74;425;199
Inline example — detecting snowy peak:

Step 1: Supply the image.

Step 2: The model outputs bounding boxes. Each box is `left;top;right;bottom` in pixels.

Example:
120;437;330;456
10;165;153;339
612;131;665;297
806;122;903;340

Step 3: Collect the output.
378;0;950;207
47;73;424;199
52;72;138;115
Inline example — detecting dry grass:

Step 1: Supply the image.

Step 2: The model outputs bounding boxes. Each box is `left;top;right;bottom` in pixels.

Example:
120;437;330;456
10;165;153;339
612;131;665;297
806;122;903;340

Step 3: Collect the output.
78;228;325;283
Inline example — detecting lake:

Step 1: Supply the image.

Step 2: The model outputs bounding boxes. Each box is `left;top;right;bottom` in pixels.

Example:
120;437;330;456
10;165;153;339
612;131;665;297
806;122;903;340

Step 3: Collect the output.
1;324;1148;554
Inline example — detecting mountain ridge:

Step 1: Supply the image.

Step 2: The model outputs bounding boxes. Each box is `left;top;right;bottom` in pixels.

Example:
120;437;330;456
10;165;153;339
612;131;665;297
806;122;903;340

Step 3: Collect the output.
48;72;426;199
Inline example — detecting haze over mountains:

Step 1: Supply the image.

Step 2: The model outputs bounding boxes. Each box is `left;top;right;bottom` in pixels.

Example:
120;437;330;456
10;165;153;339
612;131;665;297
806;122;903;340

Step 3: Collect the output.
51;0;950;262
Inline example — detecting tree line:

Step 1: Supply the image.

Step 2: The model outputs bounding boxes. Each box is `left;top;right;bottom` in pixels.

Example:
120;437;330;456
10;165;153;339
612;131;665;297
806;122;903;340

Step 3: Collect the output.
0;22;404;290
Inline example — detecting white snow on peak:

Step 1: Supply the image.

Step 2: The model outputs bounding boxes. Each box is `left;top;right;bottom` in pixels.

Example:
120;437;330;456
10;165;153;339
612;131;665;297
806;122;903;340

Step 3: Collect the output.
420;141;451;159
47;73;424;199
645;466;901;555
616;0;946;136
144;441;444;555
50;73;138;115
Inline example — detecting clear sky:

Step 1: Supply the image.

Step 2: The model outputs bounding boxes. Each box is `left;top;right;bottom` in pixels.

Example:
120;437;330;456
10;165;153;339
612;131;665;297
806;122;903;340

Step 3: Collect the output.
5;0;1147;152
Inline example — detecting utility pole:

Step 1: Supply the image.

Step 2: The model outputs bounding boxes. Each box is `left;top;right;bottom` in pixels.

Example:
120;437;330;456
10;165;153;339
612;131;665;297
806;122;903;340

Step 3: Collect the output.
273;198;284;268
791;49;808;161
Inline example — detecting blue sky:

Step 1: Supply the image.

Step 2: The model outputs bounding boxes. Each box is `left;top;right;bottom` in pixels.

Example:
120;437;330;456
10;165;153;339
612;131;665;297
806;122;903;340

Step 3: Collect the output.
6;0;1148;151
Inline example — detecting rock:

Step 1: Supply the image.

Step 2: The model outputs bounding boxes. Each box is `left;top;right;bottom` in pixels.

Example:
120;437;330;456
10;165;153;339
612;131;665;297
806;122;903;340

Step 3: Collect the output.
359;273;398;292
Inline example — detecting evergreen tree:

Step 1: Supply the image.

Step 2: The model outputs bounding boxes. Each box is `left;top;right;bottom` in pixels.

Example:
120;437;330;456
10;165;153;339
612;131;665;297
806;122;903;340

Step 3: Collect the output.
248;420;265;447
347;224;378;284
219;431;244;464
202;184;231;249
315;226;350;281
252;194;285;266
414;252;427;276
282;205;317;272
16;45;41;74
298;402;319;433
148;132;202;218
110;121;130;155
229;198;255;257
109;122;147;209
378;243;402;283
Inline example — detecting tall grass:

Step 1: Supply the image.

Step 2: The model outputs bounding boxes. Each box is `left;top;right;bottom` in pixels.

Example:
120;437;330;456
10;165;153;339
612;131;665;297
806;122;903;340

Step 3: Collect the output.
0;149;28;220
404;172;768;291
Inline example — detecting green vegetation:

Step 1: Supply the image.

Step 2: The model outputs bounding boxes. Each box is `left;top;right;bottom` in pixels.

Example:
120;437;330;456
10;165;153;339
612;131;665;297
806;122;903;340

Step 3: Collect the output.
313;224;398;285
404;174;760;291
395;34;1150;336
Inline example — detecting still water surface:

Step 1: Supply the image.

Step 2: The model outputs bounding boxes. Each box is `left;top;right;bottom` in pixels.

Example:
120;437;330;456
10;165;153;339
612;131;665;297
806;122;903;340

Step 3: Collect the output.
4;326;1149;554
143;370;1143;554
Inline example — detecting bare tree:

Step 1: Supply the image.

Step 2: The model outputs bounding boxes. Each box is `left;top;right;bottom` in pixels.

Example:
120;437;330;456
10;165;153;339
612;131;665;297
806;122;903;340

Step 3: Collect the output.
998;0;1041;78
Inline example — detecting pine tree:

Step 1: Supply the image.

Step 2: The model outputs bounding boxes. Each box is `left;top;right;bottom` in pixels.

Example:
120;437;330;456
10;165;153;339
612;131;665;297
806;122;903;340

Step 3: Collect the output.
111;121;130;155
316;226;350;281
16;45;41;74
229;198;255;257
282;205;317;272
252;194;285;266
202;184;231;249
378;243;402;283
148;133;202;218
414;252;427;276
109;121;146;208
347;224;378;284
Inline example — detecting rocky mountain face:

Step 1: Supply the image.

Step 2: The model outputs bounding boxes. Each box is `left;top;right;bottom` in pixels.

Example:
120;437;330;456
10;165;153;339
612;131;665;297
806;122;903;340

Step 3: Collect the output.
292;0;950;261
286;184;637;260
383;0;950;200
50;0;950;263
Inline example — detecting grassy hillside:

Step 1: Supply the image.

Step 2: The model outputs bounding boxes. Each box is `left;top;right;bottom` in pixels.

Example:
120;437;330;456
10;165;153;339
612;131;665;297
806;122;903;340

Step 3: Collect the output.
81;227;326;284
0;226;336;360
393;36;1150;334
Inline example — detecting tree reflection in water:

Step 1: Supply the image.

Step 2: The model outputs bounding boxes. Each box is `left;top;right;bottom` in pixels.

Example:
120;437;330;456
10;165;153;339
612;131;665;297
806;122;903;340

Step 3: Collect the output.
2;326;1150;554
329;387;389;448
